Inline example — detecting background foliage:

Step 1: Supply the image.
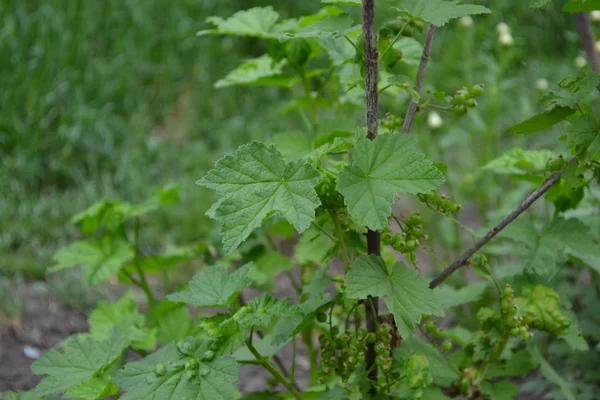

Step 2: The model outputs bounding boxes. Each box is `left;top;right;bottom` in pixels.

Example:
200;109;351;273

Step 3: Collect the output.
1;0;600;399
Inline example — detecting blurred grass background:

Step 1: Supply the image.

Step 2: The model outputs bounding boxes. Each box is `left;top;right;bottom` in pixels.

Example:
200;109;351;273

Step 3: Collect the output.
0;0;590;292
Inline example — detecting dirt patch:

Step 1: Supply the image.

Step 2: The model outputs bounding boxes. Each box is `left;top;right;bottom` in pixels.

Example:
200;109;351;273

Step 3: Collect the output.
0;284;88;392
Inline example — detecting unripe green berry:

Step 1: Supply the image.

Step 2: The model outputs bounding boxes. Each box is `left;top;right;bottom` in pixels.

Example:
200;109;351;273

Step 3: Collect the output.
442;340;453;351
470;84;485;97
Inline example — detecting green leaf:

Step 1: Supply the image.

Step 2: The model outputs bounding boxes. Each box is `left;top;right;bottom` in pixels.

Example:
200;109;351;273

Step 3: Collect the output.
89;291;157;351
395;37;424;66
563;0;600;12
247;252;294;290
197;6;294;39
530;0;552;7
3;391;51;400
488;349;540;378
481;380;520;400
167;264;250;307
396;0;491;27
506;217;600;275
318;385;350;399
115;340;239;400
49;237;134;285
401;335;460;383
531;347;576;400
234;294;303;328
337;134;444;230
294;225;336;264
32;328;129;397
215;55;292;89
123;244;204;275
434;282;488;308
321;0;361;5
561;314;589;351
71;186;180;234
199;141;321;254
345;255;444;337
506;106;575;134
65;377;119;400
233;334;291;363
152;301;197;345
566;115;600;161
482;148;555;177
281;14;360;40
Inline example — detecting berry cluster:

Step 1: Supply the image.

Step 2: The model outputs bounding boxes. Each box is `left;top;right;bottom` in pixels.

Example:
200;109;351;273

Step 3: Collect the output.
375;323;393;375
452;84;484;115
318;329;371;383
422;316;453;352
418;192;461;216
315;170;343;210
501;284;533;341
382;212;427;263
380;112;404;131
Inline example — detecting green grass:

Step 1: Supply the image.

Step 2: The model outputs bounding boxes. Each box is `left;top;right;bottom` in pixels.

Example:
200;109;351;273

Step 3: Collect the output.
0;0;597;280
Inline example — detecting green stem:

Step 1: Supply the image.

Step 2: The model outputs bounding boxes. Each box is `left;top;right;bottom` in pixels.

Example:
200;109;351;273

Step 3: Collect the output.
328;209;351;266
379;21;411;62
291;338;297;386
289;87;313;131
299;69;317;123
311;221;338;243
247;328;302;400
343;34;363;56
477;335;509;383
132;218;156;306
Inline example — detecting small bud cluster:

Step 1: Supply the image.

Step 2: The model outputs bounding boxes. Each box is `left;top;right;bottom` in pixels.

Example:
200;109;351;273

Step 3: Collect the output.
418;192;461;216
382;212;427;263
452;84;484;116
381;112;404;131
197;320;226;353
545;155;566;176
315;170;343;210
318;329;370;383
501;284;533;341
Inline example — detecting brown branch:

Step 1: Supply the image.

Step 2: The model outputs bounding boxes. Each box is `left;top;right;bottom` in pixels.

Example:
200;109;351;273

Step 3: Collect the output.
402;24;437;133
574;13;600;72
361;0;380;396
429;161;573;289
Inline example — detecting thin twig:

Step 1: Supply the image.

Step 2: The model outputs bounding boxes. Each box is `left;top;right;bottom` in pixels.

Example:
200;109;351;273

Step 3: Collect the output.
246;327;302;399
239;294;300;391
361;0;380;396
429;161;573;289
401;24;437;133
574;13;600;72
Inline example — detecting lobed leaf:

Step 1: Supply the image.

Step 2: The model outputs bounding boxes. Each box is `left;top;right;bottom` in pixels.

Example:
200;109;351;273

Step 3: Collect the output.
115;340;238;400
197;6;294;39
167;264;250;308
506;106;575;134
215;55;292;89
337;134;444;230
395;0;491;27
89;291;157;351
32;328;129;397
345;255;444;337
49;237;134;285
199;141;321;254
